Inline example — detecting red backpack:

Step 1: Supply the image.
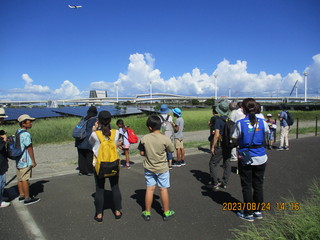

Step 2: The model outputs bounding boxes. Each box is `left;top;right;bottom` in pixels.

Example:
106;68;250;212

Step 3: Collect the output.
125;127;138;144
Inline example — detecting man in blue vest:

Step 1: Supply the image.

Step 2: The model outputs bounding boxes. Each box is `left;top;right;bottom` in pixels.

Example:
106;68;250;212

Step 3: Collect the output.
207;99;232;190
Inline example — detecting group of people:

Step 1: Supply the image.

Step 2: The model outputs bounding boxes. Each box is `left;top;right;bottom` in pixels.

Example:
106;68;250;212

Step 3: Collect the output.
73;104;185;222
0;108;40;208
0;100;292;224
207;98;292;221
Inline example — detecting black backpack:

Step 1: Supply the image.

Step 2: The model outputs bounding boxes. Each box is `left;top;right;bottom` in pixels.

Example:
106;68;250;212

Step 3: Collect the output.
285;111;294;126
72;118;88;140
221;117;238;149
7;130;27;160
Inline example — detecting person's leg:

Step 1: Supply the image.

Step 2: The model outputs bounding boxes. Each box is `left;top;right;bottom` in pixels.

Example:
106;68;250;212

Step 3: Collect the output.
252;163;267;211
145;185;156;212
181;147;185;161
94;175;105;218
284;126;289;147
176;148;181;161
209;148;223;185
0;174;5;203
77;148;86;174
167;151;173;168
109;175;122;213
279;126;285;148
20;181;30;199
238;163;253;215
124;149;130;167
159;188;169;212
85;150;94;174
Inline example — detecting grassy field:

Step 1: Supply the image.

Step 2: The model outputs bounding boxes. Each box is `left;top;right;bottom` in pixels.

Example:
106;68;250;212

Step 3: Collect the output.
231;180;320;240
2;108;320;146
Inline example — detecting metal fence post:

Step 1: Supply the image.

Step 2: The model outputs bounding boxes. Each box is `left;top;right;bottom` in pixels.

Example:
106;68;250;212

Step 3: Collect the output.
316;117;318;136
296;118;299;139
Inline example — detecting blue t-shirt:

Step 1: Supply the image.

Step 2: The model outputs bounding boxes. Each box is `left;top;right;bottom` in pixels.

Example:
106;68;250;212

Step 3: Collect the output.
16;129;33;169
280;111;288;127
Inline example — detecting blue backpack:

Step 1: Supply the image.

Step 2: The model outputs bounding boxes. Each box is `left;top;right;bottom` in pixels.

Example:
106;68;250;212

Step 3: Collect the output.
72;118;88;140
7;130;27;160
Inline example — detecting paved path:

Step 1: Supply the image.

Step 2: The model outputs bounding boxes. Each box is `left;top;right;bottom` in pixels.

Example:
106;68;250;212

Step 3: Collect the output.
1;135;319;240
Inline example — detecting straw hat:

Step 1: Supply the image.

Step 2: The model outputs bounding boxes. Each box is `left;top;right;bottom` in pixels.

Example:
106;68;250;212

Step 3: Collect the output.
0;108;8;118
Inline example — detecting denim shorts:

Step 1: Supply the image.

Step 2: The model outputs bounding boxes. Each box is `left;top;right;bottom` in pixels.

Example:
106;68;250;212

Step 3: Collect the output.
144;169;170;188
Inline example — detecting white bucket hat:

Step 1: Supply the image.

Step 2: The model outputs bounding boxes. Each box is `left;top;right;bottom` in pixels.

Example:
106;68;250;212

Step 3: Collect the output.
0;108;8;118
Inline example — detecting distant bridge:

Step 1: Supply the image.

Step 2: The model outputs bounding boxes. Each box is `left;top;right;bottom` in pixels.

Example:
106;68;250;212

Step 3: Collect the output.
0;93;319;107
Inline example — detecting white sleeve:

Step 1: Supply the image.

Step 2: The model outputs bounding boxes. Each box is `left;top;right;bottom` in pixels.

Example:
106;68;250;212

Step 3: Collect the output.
232;121;241;139
89;132;100;156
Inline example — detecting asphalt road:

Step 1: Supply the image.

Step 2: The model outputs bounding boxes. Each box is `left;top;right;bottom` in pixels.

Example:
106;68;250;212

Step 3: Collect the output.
1;136;319;240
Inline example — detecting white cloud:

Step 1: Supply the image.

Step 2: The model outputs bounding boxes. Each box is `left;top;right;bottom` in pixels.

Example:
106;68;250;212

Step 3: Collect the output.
304;54;320;94
91;53;316;98
53;80;81;99
22;74;50;93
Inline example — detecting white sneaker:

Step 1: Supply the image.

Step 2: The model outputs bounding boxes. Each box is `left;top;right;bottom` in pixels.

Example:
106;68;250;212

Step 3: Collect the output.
0;201;11;208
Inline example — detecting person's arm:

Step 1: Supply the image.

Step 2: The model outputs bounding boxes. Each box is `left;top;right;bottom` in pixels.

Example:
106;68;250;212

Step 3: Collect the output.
27;144;37;168
137;141;145;156
210;129;220;155
0;135;7;151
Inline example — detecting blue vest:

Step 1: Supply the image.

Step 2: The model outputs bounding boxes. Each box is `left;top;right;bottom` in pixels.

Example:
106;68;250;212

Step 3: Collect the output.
238;117;266;157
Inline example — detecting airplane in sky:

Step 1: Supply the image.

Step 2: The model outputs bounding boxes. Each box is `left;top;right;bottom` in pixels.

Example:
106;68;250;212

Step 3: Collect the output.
68;5;82;9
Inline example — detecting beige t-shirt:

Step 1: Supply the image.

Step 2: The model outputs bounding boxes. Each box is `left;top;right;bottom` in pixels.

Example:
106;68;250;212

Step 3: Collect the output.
138;132;175;174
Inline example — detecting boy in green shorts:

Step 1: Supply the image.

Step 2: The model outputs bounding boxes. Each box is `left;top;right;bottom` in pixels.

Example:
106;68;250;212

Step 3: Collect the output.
138;115;175;221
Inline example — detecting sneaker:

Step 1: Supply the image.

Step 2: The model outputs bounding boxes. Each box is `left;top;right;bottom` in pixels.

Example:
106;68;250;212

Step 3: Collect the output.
276;147;284;151
168;165;173;170
230;158;238;162
253;211;263;219
24;197;40;206
220;183;227;189
213;183;221;190
142;211;151;221
172;162;181;167
237;211;254;222
163;210;175;221
284;146;289;151
180;160;186;166
18;196;25;202
125;163;131;169
0;201;11;208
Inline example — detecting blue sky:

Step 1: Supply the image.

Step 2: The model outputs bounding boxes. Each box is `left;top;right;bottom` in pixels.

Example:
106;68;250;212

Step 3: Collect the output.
0;0;319;101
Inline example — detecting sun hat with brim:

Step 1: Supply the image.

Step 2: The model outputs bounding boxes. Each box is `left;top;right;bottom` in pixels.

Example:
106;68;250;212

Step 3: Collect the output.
172;108;182;117
267;114;272;117
159;104;170;114
17;114;36;123
216;99;230;117
0;108;8;118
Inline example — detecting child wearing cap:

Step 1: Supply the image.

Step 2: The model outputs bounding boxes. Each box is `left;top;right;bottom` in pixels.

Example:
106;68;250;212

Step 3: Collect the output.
0;108;10;208
266;114;276;150
171;108;185;167
15;114;40;205
138;115;175;221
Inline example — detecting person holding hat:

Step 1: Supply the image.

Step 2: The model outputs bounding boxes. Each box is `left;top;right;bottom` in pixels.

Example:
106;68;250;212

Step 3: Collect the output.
171;108;185;167
0;108;10;208
16;114;40;205
207;99;232;190
266;113;276;150
89;111;122;222
159;104;174;169
75;106;98;176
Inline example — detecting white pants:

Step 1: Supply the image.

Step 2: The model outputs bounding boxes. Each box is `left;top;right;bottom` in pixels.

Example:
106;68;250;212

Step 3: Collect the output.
280;126;290;147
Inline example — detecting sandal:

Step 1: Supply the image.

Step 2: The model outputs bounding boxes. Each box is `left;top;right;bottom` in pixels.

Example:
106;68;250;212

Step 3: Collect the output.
114;210;122;220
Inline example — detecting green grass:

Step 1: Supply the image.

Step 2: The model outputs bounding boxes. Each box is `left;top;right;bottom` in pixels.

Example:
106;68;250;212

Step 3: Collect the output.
231;180;320;240
2;108;320;146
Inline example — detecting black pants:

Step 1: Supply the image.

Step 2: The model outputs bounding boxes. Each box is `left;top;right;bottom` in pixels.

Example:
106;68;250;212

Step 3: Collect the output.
77;149;94;174
238;162;267;215
94;174;122;215
209;147;231;185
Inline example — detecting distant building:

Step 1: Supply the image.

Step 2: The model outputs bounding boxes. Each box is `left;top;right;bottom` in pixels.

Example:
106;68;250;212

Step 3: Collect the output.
89;90;107;98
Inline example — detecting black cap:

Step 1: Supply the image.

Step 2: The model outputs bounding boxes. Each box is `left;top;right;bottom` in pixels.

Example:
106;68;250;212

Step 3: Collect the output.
87;106;98;115
0;130;6;135
98;111;112;120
